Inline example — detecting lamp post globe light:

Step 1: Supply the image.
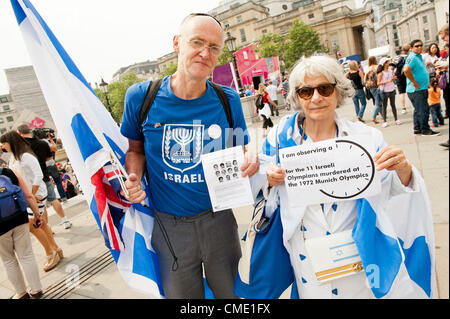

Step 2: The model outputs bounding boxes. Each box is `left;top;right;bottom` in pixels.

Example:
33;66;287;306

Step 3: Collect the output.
224;33;244;97
99;78;112;113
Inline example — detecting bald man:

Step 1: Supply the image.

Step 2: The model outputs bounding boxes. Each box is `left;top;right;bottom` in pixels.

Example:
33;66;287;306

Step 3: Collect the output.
120;14;259;298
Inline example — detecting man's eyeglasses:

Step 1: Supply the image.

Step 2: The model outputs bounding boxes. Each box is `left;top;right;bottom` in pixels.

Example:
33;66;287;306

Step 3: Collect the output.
296;83;336;100
186;39;223;56
414;44;423;48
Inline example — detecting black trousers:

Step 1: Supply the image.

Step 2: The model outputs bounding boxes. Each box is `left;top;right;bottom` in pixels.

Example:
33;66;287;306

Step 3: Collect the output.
443;83;450;118
261;115;273;129
151;209;241;299
381;91;398;121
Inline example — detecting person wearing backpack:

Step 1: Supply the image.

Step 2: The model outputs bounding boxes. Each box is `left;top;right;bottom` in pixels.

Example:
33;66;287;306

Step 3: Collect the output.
255;83;275;135
365;56;383;124
394;44;411;114
120;13;260;299
0;131;63;272
0;167;43;299
346;60;367;122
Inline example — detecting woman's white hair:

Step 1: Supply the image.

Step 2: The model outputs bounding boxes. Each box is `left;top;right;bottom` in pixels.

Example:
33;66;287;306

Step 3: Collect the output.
287;54;355;112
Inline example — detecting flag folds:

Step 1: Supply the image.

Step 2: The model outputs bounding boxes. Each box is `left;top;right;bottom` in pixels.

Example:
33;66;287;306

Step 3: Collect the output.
242;112;437;299
11;0;164;298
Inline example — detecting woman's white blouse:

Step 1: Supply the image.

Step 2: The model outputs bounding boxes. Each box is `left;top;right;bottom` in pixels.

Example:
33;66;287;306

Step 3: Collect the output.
251;113;420;299
9;152;47;199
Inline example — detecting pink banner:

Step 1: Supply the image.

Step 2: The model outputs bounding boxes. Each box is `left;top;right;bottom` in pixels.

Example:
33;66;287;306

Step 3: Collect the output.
30;116;45;128
234;44;281;88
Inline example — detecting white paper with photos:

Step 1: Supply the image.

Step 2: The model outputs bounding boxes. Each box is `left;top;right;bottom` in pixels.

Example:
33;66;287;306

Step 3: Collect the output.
279;135;381;206
201;146;254;212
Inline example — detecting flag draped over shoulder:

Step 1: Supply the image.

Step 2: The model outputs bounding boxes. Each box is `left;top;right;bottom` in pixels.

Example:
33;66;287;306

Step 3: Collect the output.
242;113;437;299
11;0;164;298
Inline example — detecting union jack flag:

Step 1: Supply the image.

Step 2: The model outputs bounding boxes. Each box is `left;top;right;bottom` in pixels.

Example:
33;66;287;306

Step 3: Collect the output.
91;162;131;251
11;0;215;299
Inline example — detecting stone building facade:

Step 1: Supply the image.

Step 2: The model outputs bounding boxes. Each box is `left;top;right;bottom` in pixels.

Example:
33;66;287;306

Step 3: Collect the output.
434;0;449;47
212;1;270;49
157;51;179;75
0;94;17;135
4;66;56;131
111;60;160;83
366;0;447;56
397;0;440;51
211;0;370;60
112;0;373;79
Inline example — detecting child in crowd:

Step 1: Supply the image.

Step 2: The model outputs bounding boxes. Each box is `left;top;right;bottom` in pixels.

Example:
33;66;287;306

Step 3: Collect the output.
377;57;400;127
428;78;445;128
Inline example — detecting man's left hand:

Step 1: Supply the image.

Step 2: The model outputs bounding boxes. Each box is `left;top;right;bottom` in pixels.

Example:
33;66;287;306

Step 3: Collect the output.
241;151;260;178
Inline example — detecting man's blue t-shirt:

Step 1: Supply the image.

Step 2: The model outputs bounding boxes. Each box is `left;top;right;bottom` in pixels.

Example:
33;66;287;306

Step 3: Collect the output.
120;76;250;216
405;52;429;93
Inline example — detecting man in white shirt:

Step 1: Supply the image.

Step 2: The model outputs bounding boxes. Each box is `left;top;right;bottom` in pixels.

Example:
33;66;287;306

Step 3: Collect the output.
266;80;280;116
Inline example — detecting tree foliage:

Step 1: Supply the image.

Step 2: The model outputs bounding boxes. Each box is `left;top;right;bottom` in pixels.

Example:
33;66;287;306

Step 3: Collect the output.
256;20;329;70
159;62;178;78
94;72;141;123
217;46;235;66
255;32;288;62
285;20;329;69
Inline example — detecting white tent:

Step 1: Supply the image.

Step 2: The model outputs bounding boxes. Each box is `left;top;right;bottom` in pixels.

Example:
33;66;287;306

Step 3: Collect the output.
368;45;390;58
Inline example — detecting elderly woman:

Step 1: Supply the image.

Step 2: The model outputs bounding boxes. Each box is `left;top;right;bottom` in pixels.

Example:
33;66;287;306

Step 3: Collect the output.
243;55;436;299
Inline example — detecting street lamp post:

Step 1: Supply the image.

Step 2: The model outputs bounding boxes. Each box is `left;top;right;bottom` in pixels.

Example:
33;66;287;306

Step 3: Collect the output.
99;78;112;113
224;33;244;97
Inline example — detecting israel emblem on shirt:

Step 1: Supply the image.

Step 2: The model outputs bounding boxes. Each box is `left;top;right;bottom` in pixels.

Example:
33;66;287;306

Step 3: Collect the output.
162;124;204;173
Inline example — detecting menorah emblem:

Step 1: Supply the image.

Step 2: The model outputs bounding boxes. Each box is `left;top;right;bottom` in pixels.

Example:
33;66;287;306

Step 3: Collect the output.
162;124;204;173
172;128;194;157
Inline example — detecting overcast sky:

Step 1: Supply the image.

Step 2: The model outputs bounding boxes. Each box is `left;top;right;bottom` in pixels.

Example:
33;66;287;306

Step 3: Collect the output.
0;0;363;95
0;0;220;94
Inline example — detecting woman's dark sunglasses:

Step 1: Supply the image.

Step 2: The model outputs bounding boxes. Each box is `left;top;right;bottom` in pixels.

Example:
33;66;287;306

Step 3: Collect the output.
296;83;336;99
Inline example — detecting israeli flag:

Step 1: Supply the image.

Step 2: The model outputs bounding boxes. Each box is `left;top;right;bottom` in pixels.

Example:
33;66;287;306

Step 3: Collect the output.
10;0;164;298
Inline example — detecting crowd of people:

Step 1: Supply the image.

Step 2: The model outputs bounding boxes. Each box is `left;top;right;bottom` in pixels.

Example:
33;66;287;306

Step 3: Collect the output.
0;124;79;299
338;26;449;148
246;27;449;147
0;11;447;300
